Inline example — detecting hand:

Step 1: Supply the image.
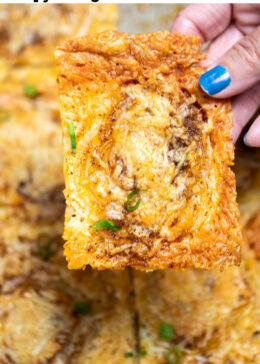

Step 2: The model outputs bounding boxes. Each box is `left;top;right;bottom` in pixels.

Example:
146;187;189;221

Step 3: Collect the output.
172;4;260;147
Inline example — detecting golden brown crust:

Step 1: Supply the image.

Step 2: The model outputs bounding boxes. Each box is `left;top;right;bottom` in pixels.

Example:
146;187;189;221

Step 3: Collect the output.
56;30;242;271
57;31;203;83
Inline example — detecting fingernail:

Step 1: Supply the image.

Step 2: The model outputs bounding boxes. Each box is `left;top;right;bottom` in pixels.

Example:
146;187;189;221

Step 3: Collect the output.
199;65;231;95
243;132;250;147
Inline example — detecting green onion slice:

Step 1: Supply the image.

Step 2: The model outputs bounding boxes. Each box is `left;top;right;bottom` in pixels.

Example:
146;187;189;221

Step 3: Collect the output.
124;352;133;358
0;108;10;123
68;122;76;154
74;302;91;316
140;349;147;357
167;345;182;364
25;84;38;98
37;245;52;261
126;190;141;212
93;219;122;232
159;323;174;340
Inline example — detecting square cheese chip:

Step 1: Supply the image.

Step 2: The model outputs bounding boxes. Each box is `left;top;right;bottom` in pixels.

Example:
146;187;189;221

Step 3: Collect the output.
56;31;241;271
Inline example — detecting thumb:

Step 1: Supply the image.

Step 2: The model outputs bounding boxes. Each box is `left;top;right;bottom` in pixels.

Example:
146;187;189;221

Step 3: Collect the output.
199;25;260;97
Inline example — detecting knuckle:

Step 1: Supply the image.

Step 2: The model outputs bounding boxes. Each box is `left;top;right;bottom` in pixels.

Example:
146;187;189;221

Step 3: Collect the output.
233;28;260;71
233;4;251;22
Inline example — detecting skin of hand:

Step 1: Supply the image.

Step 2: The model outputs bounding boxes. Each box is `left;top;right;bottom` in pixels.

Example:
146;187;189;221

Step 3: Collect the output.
171;4;260;147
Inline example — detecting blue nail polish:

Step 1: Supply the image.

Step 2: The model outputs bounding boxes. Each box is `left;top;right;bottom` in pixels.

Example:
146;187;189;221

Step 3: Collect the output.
199;65;231;95
243;132;250;147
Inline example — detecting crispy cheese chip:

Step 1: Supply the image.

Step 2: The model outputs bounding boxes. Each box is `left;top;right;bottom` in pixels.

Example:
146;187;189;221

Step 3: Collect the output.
56;30;241;271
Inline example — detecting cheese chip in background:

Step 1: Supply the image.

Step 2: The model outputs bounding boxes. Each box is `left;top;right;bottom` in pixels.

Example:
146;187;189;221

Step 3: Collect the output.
0;4;118;65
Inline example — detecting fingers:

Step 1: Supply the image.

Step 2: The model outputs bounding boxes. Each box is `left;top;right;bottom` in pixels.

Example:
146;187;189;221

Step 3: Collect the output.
233;4;260;34
202;25;243;67
172;5;260;146
171;4;231;42
232;82;260;143
199;26;260;97
245;115;260;147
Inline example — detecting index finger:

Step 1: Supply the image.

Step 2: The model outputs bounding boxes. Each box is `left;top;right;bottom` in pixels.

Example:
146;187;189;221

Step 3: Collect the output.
171;4;232;42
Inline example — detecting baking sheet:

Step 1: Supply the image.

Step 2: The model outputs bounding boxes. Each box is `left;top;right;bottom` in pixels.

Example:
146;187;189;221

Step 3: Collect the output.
118;4;185;33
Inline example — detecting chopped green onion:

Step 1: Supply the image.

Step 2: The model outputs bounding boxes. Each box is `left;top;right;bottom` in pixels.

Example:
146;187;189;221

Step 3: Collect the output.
25;84;38;98
37;245;52;261
68;122;76;154
140;349;147;357
167;345;182;364
0;108;10;123
159;323;174;340
93;219;122;232
126;190;141;212
74;302;91;316
124;352;133;358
